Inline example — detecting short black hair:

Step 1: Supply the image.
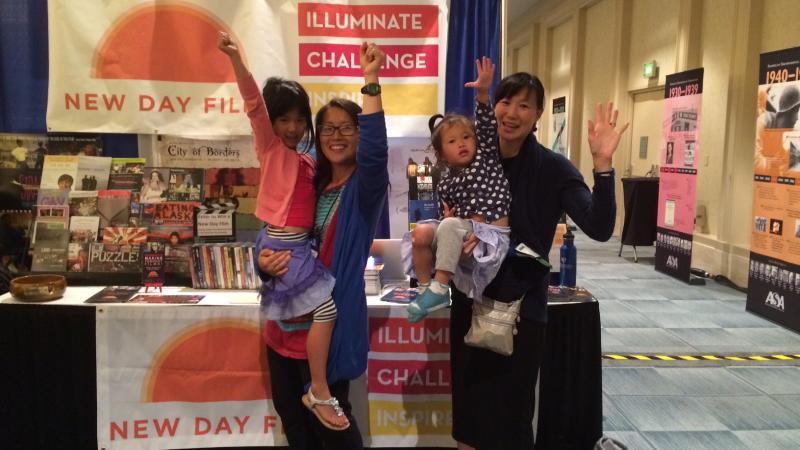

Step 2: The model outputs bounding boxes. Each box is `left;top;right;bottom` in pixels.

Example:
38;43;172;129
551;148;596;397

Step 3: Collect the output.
495;72;546;132
263;77;314;153
495;72;545;111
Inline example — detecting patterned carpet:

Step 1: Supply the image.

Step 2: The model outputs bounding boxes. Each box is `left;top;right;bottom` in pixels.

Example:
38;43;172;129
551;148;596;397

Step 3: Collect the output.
566;232;800;449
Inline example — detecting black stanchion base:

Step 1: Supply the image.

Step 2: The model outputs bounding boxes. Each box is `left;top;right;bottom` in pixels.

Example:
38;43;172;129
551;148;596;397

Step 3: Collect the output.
688;275;707;285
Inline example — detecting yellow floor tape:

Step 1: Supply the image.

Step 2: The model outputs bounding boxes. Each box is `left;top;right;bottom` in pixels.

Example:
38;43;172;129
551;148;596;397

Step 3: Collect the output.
603;354;800;361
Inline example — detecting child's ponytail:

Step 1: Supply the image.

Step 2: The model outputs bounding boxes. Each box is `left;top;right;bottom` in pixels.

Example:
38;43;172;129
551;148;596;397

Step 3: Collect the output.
428;114;445;135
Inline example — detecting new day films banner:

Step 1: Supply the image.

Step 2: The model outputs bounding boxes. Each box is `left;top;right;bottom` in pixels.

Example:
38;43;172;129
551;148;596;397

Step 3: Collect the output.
96;306;285;449
747;46;800;333
96;303;456;449
655;68;703;282
47;0;448;138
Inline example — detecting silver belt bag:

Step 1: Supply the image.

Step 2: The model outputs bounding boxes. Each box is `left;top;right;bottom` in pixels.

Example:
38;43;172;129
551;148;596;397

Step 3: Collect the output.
463;296;522;356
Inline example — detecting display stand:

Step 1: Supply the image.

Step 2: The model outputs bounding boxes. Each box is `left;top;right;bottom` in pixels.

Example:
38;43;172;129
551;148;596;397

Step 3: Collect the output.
9;156;261;292
619;176;659;262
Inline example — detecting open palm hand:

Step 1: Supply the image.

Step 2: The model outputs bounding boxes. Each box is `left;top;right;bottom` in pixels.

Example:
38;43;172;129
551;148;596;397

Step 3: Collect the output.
464;57;495;92
587;102;628;170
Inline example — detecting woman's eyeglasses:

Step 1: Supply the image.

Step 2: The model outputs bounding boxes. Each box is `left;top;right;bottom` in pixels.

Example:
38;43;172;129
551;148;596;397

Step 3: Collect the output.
319;124;358;136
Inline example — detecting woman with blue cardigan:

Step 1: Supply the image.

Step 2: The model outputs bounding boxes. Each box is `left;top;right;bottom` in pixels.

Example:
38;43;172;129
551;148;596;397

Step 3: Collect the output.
256;43;388;448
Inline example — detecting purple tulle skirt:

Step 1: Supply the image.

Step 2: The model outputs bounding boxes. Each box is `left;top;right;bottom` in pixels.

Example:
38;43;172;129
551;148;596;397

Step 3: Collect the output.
401;218;510;300
259;236;336;321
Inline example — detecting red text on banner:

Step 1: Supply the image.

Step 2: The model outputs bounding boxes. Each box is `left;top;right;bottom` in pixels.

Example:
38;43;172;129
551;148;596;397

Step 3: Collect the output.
367;359;451;395
298;3;439;38
369;317;449;353
299;44;438;77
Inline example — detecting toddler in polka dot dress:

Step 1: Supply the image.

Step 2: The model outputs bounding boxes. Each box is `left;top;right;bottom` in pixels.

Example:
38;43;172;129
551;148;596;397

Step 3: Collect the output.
402;57;511;322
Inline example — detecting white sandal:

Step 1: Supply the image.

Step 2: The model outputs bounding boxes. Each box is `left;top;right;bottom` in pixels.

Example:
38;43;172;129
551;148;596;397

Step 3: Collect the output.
301;390;351;431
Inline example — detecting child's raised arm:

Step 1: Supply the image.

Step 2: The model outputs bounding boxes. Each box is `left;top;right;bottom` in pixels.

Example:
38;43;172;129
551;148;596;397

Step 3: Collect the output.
217;32;249;80
464;56;495;106
466;57;499;159
217;31;279;154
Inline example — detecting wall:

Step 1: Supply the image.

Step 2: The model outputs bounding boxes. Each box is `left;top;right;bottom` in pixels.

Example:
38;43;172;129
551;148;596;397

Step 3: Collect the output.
627;1;678;92
761;0;800;53
506;0;800;287
578;0;618;179
513;44;533;74
628;90;664;177
695;0;736;239
546;20;573;155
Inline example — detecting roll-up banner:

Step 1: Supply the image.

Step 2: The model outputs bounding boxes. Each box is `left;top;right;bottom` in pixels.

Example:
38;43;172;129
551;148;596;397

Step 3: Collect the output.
746;46;800;333
655;68;703;283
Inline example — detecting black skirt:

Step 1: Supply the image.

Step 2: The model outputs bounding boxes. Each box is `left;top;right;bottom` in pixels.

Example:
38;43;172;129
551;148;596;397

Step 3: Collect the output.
449;287;546;450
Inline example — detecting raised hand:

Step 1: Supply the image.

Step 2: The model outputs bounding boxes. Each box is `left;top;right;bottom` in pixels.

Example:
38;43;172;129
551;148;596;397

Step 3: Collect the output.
217;31;247;79
360;42;384;80
587;102;629;172
359;42;384;114
217;31;239;58
464;56;495;103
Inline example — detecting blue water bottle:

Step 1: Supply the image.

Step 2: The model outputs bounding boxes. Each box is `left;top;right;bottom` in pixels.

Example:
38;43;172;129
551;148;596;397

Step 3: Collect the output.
560;226;577;287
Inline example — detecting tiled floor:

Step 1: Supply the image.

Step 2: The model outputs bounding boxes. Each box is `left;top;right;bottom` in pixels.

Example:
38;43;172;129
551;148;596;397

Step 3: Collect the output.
567;233;800;449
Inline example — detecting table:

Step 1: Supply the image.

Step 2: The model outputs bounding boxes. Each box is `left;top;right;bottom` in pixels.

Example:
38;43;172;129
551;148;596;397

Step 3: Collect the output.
537;294;603;450
619;177;659;262
0;287;601;449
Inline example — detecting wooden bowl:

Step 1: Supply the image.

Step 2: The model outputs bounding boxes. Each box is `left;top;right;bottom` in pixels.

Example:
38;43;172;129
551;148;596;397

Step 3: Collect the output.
9;274;67;302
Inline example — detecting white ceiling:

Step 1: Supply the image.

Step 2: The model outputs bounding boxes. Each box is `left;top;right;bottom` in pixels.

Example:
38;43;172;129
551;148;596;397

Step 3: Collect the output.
506;0;541;24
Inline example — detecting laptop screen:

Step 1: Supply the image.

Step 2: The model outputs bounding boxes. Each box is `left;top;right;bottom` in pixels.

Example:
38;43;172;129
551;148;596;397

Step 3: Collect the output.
369;239;406;282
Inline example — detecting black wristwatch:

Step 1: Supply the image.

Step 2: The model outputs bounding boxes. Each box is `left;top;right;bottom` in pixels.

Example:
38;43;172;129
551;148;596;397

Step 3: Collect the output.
360;83;381;96
593;168;615;178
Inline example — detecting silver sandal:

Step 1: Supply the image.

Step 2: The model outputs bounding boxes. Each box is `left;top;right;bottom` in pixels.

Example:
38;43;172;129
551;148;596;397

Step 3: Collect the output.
301;390;350;431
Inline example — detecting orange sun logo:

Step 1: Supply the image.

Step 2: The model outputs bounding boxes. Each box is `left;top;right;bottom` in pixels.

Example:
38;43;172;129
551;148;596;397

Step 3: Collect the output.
143;319;270;402
92;3;243;83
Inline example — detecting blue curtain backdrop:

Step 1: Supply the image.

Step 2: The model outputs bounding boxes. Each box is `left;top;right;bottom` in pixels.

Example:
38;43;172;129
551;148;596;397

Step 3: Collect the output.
0;1;139;155
1;1;49;134
444;0;502;116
